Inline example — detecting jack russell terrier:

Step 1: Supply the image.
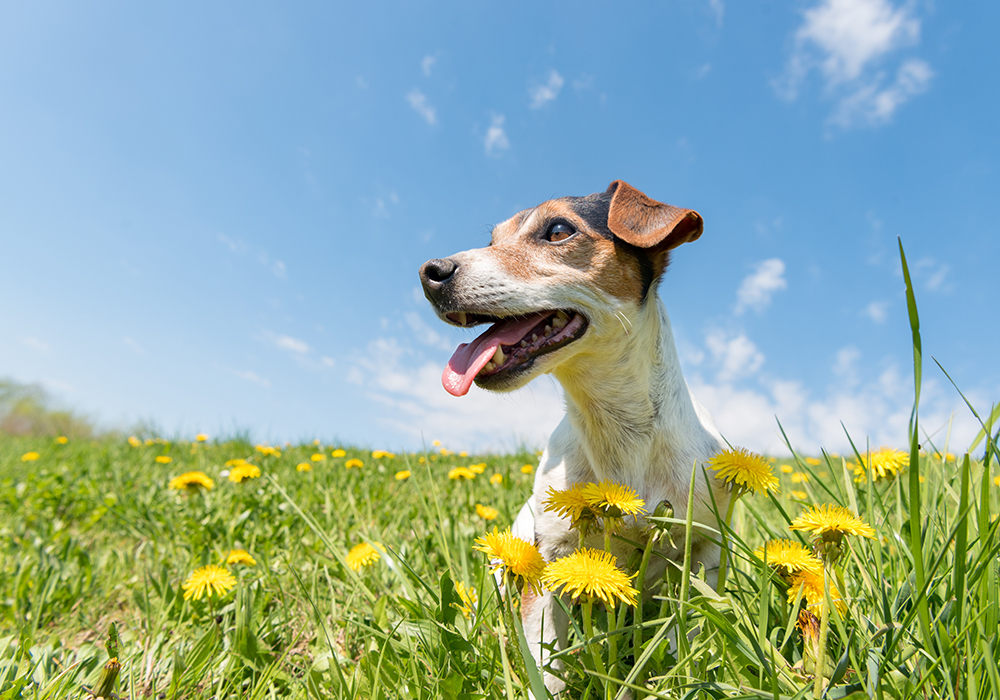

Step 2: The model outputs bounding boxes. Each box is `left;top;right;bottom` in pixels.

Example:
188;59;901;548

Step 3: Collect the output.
419;180;729;693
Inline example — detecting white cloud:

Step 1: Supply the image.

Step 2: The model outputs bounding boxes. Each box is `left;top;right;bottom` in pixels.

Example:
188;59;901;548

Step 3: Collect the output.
775;0;930;130
19;336;51;353
271;260;287;279
708;0;724;27
123;337;144;355
229;369;271;388
913;256;951;292
705;329;765;382
828;58;932;129
406;89;437;125
529;70;565;109
274;335;311;354
735;258;787;315
349;335;564;452
320;356;336;368
421;55;437;77
863;300;889;323
484;114;510;156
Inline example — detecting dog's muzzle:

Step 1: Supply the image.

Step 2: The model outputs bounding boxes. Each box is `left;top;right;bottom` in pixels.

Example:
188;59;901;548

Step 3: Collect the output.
419;258;458;305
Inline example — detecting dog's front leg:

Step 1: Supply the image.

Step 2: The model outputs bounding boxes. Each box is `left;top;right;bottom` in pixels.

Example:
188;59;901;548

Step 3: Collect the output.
521;585;569;695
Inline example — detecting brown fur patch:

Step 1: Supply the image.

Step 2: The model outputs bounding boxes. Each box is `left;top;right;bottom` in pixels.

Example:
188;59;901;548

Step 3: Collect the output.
487;200;647;303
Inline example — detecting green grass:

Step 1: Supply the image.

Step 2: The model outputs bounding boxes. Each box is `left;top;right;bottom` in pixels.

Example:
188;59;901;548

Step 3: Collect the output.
2;248;998;699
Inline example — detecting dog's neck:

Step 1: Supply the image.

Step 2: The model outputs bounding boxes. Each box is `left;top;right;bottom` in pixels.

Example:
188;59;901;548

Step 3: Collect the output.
553;297;709;486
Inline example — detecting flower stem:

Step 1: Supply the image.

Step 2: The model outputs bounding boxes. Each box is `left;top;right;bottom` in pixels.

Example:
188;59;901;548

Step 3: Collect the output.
715;494;739;593
581;599;607;695
813;563;832;698
632;532;657;661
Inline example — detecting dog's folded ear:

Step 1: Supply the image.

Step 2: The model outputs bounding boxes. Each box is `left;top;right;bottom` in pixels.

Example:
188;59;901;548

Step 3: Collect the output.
605;180;703;251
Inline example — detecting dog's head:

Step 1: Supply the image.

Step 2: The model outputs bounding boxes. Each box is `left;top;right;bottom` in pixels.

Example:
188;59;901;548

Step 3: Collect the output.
419;181;703;396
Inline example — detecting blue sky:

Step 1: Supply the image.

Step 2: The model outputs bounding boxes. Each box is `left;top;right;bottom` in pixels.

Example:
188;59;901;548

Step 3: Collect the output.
1;0;997;456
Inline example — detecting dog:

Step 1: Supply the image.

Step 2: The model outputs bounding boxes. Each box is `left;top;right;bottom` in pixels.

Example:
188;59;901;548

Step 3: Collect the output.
419;181;729;694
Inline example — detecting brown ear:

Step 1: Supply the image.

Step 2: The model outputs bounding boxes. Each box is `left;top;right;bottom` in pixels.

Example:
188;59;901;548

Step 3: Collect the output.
606;180;703;251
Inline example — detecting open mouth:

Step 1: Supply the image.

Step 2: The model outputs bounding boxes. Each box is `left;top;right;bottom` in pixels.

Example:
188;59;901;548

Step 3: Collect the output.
441;309;588;396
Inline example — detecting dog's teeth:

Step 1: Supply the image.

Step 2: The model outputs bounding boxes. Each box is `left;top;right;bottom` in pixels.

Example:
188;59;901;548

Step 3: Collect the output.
552;313;567;329
484;361;495;372
457;312;467;326
519;340;528;348
544;325;552;335
492;346;505;365
532;334;538;342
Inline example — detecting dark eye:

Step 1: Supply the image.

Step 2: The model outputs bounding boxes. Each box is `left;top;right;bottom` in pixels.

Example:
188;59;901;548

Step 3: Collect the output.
546;222;576;242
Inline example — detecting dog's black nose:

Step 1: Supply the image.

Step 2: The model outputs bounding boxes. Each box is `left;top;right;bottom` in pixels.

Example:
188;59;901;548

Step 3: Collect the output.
419;258;458;291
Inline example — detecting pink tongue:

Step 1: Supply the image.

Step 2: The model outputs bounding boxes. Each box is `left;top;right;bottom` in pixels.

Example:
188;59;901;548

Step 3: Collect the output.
442;313;549;396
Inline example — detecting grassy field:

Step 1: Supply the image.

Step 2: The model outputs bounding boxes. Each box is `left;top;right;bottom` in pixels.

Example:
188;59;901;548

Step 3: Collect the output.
2;253;999;700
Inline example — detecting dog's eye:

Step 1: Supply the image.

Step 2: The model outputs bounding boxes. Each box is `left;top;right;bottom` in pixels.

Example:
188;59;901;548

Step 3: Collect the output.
546;222;576;243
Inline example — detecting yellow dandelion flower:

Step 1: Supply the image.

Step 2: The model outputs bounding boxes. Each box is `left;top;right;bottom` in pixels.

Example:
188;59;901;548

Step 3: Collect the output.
454;581;478;618
541;548;639;609
459;451;469;457
196;433;208;442
432;440;441;447
543;483;592;522
55;436;68;444
331;448;346;458
788;568;846;616
791;472;809;484
449;466;476;480
521;464;534;474
229;463;261;483
818;471;828;478
789;490;809;500
225;458;248;467
440;448;453;456
255;445;280;457
476;503;499;520
582;480;646;518
128;436;142;447
296;462;312;472
346;541;385;571
313;439;321;445
473;527;545;593
169;471;214;490
994;475;1000;487
182;565;236;601
344;458;364;469
469;462;486;474
490;473;503;485
155;455;173;464
21;451;40;462
310;453;326;462
226;549;256;566
780;464;793;474
754;540;822;576
854;447;909;483
790;504;876;542
708;447;779;496
372;450;395;459
395;470;411;480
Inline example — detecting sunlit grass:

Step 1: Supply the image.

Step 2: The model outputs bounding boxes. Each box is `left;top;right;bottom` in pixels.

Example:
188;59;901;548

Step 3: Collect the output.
1;248;998;699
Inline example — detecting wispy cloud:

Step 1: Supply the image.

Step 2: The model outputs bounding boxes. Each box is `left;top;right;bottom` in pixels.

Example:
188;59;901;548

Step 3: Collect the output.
863;300;889;323
774;0;931;130
484;114;510;156
529;70;565;109
708;0;724;27
704;329;766;382
228;368;271;388
19;336;51;353
123;337;144;355
219;234;287;279
421;55;437;77
274;335;311;354
406;89;437;125
735;258;787;315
